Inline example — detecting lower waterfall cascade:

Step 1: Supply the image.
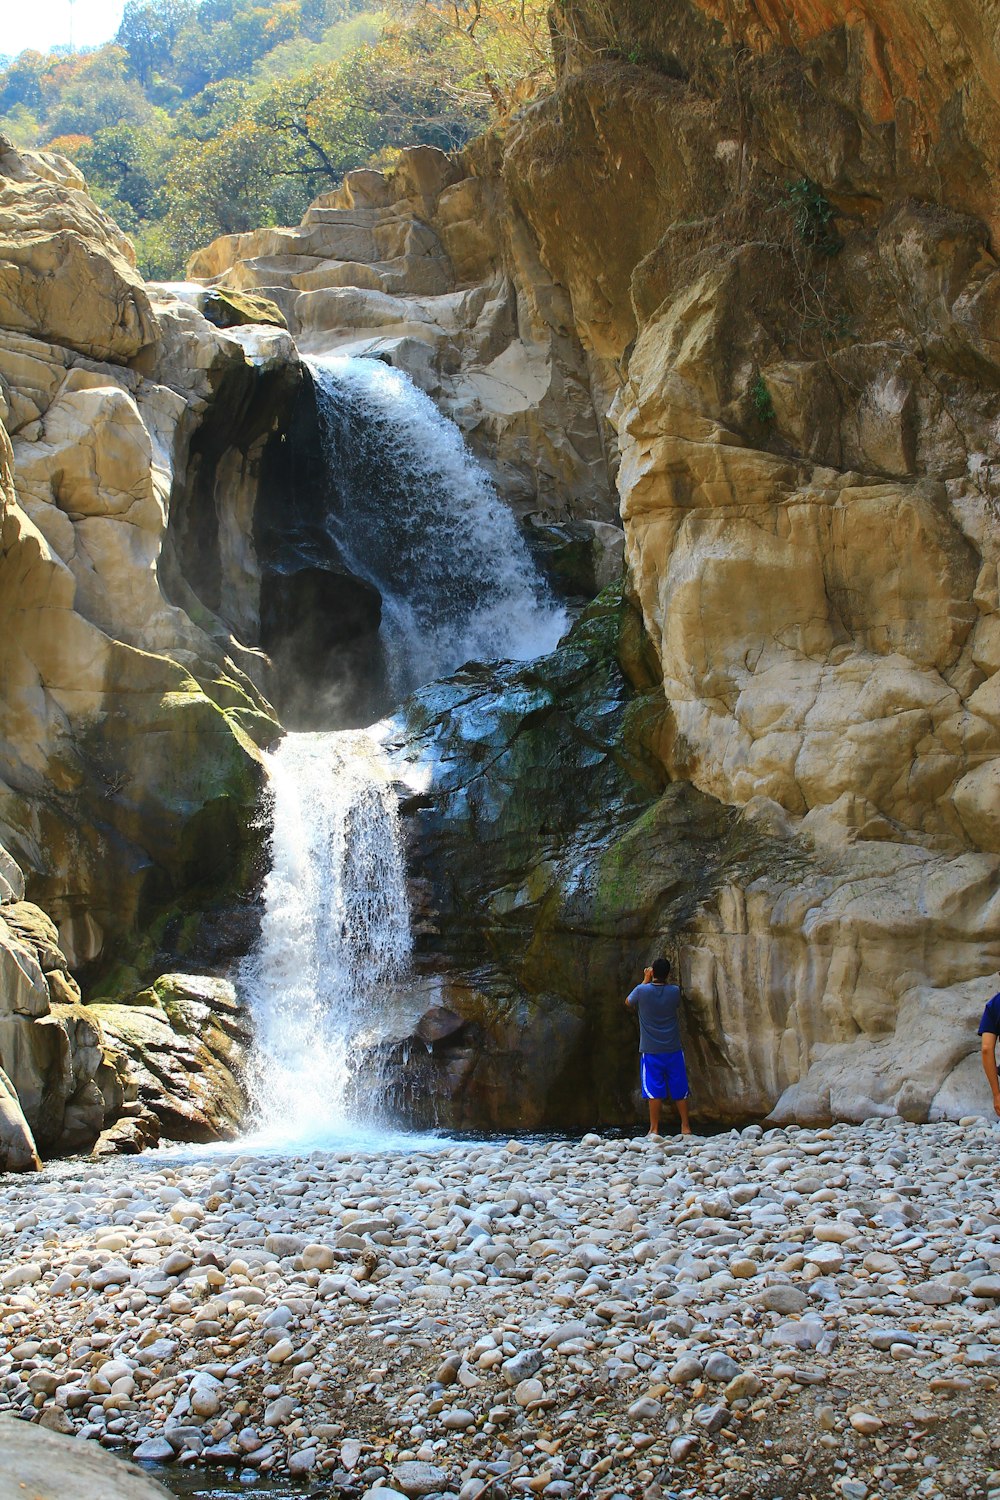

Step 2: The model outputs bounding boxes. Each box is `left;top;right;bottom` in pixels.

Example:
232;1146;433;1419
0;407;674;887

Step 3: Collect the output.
240;357;569;1145
238;729;412;1149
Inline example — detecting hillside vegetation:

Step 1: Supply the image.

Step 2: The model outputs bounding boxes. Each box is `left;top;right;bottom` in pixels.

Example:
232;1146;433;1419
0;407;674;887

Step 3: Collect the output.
0;0;553;276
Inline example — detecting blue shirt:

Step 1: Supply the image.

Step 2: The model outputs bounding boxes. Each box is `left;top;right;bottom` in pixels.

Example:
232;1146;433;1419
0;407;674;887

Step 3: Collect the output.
978;993;1000;1037
626;982;682;1054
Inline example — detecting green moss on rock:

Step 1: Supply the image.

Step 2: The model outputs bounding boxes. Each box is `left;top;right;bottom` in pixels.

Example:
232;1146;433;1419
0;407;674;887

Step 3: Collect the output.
202;288;287;330
395;585;808;1129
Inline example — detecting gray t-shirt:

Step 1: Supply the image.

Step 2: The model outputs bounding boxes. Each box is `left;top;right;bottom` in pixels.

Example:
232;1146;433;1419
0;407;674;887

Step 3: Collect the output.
626;981;682;1053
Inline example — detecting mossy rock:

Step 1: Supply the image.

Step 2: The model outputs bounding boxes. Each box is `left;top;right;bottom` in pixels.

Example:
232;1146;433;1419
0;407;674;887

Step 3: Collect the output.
395;576;812;1129
202;289;286;330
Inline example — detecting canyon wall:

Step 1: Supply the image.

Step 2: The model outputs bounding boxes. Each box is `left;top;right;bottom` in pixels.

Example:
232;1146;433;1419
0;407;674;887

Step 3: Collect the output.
467;0;1000;1123
0;138;287;1163
232;0;998;1128
4;0;1000;1155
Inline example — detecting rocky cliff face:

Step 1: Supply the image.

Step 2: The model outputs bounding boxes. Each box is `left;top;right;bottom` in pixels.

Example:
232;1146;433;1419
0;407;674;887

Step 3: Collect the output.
0;138;286;1165
331;0;1000;1127
3;0;1000;1155
455;0;1000;1123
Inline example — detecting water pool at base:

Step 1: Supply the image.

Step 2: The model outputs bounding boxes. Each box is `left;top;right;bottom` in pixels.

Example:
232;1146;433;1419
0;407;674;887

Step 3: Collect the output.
145;1465;315;1498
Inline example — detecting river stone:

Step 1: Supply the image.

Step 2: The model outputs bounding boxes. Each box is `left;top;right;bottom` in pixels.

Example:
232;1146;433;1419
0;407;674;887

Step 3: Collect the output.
132;1438;175;1462
757;1285;809;1314
501;1349;543;1385
0;1416;171;1499
392;1460;448;1495
188;1373;222;1418
704;1352;742;1382
300;1243;335;1270
441;1408;475;1429
514;1377;545;1406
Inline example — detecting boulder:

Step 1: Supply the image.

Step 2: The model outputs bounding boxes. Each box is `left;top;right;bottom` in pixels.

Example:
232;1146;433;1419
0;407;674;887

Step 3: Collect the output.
0;1067;40;1172
202;288;287;330
90;973;251;1142
0;1414;170;1499
0;137;155;362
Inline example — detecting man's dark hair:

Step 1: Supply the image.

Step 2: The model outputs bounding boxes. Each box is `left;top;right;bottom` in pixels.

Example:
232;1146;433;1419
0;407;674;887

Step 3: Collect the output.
651;957;671;981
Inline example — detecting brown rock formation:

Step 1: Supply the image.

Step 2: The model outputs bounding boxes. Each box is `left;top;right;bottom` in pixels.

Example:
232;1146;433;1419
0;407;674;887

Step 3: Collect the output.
0;135;156;362
0;142;285;1154
0;841;122;1169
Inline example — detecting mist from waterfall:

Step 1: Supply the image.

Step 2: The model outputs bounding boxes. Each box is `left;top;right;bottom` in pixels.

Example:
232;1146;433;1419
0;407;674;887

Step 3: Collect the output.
308;354;568;701
241;356;567;1146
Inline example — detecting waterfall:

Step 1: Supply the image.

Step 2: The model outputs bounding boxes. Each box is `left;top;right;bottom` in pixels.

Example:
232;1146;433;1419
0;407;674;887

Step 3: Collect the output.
308;354;568;700
240;356;567;1145
239;730;411;1149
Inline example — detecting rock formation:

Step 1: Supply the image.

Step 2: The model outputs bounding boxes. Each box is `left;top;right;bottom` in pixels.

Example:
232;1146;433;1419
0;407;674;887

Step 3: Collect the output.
186;144;616;534
192;0;1000;1127
492;0;1000;1122
0;1413;171;1500
4;0;1000;1147
0;138;285;1163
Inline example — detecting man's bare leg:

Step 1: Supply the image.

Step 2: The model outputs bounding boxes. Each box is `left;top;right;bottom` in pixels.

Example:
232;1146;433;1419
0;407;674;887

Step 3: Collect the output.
677;1098;692;1135
647;1097;662;1136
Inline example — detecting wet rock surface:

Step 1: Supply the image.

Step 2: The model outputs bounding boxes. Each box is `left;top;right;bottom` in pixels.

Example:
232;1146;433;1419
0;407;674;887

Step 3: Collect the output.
379;584;791;1130
1;1121;998;1498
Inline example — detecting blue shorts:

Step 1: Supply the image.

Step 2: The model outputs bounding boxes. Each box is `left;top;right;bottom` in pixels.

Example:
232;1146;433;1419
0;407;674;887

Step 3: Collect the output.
641;1050;689;1102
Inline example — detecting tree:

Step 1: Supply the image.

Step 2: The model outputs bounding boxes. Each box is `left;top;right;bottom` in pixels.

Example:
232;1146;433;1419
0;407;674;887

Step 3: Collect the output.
253;70;353;186
116;0;198;87
0;50;49;114
163;118;281;262
77;122;164;223
390;0;554;114
46;47;152;137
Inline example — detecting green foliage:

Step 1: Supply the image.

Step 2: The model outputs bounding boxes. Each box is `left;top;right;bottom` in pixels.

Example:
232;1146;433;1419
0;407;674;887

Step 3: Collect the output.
749;374;775;428
0;0;549;278
784;177;843;257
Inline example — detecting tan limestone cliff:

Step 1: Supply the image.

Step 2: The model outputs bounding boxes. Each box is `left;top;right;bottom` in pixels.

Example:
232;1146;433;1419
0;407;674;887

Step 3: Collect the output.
496;0;1000;1122
0;141;286;1152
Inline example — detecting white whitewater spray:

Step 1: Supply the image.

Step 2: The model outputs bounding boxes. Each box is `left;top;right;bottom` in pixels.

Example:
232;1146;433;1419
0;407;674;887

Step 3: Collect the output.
240;730;411;1149
308;354;568;699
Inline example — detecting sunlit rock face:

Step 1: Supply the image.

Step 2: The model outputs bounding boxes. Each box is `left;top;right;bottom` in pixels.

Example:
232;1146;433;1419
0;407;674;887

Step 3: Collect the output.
0;140;286;1151
483;0;1000;1122
0;141;283;977
4;0;1000;1145
0;134;156;362
272;2;1000;1128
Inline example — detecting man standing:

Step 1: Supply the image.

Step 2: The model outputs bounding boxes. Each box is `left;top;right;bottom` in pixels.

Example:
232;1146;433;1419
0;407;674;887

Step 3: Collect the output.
625;957;691;1137
979;987;1000;1118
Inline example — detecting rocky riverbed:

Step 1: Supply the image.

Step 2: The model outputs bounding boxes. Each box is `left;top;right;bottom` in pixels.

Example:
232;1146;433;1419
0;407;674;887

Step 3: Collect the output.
1;1122;1000;1500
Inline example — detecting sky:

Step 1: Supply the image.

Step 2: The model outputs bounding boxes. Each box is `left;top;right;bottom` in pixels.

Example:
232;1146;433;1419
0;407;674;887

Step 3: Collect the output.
1;0;126;63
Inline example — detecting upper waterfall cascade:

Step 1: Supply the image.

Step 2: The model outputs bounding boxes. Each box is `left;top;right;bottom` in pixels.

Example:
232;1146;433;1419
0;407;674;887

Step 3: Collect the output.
309;354;568;700
241;357;568;1145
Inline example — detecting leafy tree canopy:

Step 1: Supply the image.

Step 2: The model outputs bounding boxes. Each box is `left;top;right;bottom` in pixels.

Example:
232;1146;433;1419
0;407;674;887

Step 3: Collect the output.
0;0;554;278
